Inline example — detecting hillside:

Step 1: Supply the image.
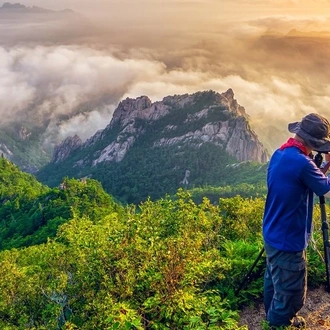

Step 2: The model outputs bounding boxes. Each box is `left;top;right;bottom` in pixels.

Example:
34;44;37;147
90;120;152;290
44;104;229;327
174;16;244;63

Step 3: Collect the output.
36;89;269;204
0;157;121;249
0;154;48;200
0;180;328;329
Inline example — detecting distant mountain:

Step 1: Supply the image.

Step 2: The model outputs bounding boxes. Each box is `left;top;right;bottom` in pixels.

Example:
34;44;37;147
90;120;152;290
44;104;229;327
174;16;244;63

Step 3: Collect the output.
1;2;26;9
36;89;269;204
0;2;95;44
286;28;330;38
1;2;49;12
0;2;75;16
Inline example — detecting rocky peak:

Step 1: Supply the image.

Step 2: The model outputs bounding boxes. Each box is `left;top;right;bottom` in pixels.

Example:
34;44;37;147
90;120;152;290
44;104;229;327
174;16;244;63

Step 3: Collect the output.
222;88;234;102
52;135;82;163
89;90;268;165
110;96;152;128
219;89;246;116
51;89;269;167
108;90;241;132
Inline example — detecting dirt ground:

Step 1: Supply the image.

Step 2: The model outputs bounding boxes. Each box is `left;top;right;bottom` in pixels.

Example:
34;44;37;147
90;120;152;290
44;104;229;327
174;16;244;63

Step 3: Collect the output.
238;286;330;329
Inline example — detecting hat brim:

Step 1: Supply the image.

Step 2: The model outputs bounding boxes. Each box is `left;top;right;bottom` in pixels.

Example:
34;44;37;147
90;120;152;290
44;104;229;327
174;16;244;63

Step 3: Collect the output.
288;122;330;152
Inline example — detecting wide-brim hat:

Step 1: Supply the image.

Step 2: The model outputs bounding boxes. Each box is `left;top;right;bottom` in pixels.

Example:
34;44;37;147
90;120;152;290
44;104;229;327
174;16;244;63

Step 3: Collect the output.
288;113;330;152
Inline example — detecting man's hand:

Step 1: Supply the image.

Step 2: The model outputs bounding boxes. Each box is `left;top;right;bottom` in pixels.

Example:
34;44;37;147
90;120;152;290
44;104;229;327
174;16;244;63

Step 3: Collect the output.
321;153;330;174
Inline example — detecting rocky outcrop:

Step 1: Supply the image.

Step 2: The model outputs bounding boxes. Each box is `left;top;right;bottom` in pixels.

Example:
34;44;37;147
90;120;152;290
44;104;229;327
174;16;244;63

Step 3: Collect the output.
19;127;31;140
52;89;269;165
0;143;13;158
90;96;171;164
52;135;82;163
153;117;268;163
226;116;268;163
93;135;135;164
219;88;246;116
93;90;267;164
109;96;153;128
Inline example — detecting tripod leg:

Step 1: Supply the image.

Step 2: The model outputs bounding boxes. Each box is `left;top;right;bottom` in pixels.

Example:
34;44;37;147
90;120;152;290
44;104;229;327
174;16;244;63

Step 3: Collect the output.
235;247;265;296
318;195;330;292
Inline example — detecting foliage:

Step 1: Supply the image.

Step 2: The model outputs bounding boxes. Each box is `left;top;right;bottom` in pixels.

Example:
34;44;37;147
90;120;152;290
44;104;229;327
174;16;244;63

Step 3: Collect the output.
0;188;263;329
188;183;267;204
0;161;122;249
0;161;329;329
0;156;48;201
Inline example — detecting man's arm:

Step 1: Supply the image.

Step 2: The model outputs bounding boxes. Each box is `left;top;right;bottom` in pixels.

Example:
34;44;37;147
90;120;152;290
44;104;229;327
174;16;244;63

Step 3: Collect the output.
322;153;330;197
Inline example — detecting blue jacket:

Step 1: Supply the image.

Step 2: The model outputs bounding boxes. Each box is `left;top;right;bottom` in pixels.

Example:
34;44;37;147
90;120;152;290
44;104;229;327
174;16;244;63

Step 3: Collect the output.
262;147;330;252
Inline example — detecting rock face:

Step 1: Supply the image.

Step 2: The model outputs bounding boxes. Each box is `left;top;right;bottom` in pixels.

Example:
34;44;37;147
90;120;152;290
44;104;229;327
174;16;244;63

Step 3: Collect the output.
52;135;82;163
0;143;13;159
51;89;269;166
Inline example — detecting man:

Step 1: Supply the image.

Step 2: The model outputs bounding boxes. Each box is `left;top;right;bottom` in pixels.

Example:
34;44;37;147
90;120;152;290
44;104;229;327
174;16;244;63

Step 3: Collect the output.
262;113;330;329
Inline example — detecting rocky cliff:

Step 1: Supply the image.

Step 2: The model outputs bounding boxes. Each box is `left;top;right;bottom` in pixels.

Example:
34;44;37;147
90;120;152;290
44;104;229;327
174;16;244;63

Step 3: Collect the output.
52;135;82;163
52;89;268;166
38;89;269;204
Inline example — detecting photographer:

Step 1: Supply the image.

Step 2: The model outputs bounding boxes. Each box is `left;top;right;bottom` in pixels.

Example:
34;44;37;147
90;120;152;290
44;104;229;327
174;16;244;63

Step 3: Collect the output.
262;113;330;329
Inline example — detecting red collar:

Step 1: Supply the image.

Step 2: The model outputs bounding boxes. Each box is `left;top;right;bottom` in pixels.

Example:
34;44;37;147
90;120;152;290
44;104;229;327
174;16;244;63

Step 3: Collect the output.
279;138;308;156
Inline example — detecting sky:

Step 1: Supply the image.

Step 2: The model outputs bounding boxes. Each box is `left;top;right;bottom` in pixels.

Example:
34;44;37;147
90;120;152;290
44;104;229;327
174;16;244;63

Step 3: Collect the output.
2;0;330;153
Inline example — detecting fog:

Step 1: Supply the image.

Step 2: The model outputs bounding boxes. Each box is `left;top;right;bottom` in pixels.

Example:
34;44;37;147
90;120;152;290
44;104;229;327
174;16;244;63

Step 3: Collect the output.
2;0;330;153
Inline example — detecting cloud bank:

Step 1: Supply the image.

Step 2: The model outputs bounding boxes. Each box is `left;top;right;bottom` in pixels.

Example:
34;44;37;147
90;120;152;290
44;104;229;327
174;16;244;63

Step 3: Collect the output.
2;3;330;155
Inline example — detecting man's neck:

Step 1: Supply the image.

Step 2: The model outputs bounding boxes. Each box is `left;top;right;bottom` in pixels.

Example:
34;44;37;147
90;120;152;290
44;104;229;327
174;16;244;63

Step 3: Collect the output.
294;135;313;155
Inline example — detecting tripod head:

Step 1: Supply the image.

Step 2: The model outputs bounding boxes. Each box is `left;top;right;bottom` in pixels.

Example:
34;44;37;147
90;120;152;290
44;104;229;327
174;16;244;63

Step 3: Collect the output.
314;152;323;169
312;151;330;172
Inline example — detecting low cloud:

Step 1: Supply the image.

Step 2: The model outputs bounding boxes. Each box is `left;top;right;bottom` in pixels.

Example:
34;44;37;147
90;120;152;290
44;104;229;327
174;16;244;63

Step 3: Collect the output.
2;8;330;155
0;45;167;146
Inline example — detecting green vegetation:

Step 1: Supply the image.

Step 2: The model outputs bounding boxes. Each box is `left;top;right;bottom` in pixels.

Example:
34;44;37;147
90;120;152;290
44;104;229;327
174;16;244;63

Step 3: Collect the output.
38;147;267;205
0;155;48;200
0;160;328;329
188;182;267;205
0;157;121;250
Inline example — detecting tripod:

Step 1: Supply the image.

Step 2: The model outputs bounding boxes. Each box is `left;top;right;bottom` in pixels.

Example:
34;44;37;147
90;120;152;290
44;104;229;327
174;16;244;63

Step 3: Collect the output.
313;152;330;293
236;152;330;296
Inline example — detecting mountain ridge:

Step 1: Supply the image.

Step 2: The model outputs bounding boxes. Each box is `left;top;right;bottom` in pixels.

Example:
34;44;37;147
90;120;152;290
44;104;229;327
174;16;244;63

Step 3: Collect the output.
37;89;269;204
52;89;268;165
0;2;75;14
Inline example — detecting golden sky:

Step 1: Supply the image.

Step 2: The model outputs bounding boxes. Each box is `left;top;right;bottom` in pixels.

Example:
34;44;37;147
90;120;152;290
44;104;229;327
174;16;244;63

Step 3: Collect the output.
14;0;330;17
3;0;330;152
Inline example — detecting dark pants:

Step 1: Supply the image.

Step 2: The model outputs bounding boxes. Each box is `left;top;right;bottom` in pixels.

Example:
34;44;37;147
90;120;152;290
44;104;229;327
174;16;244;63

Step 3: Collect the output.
263;242;307;327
